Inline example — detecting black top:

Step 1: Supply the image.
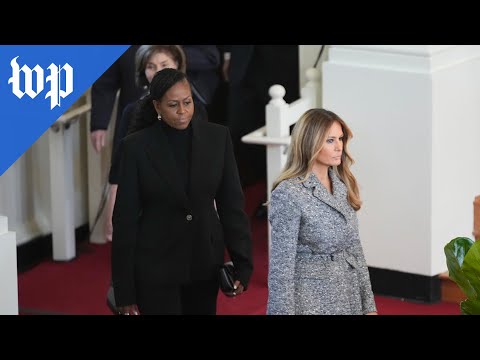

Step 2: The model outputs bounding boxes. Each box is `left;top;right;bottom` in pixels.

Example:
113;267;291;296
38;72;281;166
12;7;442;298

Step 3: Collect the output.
159;120;192;195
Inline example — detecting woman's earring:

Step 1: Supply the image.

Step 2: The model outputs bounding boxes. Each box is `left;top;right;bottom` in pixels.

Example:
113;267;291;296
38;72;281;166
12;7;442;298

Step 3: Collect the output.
157;114;162;121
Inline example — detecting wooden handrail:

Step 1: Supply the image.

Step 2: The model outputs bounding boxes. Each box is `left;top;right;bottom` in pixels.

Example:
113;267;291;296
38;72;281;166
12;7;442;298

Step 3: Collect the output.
241;126;291;146
56;103;91;124
51;103;91;132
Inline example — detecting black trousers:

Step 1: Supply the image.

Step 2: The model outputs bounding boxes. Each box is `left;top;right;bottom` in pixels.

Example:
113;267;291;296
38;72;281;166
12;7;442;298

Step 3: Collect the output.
136;279;220;315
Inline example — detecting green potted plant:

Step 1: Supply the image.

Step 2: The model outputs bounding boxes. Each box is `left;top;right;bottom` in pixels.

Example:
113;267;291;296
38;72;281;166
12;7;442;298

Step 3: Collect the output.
444;237;480;314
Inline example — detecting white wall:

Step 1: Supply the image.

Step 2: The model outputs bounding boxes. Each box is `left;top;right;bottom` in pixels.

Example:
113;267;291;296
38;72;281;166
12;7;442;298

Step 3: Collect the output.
323;45;480;277
430;58;480;273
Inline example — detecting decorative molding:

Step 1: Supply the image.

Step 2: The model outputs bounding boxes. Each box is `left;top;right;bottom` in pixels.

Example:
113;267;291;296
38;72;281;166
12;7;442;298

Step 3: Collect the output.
328;45;480;73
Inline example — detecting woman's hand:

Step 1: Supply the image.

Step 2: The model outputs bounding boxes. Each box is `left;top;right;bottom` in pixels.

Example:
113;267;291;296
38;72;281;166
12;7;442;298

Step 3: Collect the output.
366;311;378;315
117;304;140;315
90;130;107;153
225;280;245;297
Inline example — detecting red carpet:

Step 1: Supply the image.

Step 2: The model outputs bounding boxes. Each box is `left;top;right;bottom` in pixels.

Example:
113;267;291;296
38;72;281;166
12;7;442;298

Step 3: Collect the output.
17;181;461;315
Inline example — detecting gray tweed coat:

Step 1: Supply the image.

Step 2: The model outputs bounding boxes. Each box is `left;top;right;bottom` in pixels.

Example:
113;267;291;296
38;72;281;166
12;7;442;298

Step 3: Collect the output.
267;168;377;315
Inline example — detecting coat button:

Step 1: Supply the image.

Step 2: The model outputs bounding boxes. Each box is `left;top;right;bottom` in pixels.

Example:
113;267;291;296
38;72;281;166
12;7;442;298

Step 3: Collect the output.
186;214;193;221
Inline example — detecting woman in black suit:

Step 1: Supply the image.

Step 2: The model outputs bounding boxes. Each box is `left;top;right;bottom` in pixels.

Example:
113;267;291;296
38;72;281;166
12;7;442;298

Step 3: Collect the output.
112;68;253;315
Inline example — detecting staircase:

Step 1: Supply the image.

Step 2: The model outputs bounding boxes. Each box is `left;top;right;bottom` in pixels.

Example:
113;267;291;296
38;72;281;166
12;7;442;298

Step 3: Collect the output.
439;272;466;303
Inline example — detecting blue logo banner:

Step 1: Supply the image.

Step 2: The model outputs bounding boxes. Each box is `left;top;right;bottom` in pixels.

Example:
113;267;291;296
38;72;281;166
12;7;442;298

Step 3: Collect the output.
0;45;130;175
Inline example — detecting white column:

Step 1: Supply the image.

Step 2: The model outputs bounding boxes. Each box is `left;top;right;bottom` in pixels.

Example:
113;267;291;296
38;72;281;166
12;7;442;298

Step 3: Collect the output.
265;86;290;203
323;45;480;276
0;216;18;315
48;124;76;261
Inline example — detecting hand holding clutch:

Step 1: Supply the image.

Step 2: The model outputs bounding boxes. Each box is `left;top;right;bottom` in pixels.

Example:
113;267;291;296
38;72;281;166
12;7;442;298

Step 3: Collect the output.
219;261;244;296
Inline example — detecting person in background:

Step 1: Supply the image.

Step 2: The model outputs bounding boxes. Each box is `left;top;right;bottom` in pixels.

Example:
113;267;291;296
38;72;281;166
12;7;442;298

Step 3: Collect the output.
105;45;188;242
89;45;143;243
221;45;299;189
204;45;228;126
182;45;220;111
267;108;377;315
112;69;253;315
222;45;299;218
90;45;143;153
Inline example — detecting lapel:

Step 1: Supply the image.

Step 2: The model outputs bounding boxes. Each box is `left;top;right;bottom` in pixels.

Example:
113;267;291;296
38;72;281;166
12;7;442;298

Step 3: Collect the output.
144;121;189;209
302;168;350;220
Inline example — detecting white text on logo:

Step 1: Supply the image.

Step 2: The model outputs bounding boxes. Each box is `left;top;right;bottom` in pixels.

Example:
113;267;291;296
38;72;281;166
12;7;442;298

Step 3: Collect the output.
8;56;74;109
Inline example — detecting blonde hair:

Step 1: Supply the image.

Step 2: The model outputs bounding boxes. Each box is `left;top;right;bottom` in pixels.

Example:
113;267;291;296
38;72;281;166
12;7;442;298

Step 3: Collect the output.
272;108;362;210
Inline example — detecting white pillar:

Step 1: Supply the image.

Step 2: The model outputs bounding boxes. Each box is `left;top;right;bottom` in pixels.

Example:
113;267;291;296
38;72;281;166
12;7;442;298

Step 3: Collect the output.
265;85;290;203
48;123;76;261
323;45;480;276
0;216;18;315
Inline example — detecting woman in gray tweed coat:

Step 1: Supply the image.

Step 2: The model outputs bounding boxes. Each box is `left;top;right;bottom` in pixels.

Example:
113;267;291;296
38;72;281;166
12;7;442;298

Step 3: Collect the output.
267;108;377;315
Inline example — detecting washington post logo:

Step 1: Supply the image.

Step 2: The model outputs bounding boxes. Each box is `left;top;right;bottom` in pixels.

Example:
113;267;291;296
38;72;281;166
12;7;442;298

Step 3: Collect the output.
8;56;73;110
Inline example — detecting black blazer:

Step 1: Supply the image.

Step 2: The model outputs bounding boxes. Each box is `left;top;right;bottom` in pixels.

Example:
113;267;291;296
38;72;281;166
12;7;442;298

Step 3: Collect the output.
225;45;299;99
224;45;254;85
183;45;221;105
112;117;253;307
90;45;143;133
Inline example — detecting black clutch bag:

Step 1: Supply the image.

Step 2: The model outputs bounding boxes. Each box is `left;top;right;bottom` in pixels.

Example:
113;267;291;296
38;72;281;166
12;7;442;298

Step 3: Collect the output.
219;261;236;293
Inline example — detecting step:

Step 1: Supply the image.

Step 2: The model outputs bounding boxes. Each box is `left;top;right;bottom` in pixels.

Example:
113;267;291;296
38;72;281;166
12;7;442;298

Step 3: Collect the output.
439;272;466;304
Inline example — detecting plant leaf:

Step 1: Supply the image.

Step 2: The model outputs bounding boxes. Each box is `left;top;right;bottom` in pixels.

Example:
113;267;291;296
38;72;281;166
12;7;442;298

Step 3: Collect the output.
460;298;480;315
444;237;476;299
462;240;480;300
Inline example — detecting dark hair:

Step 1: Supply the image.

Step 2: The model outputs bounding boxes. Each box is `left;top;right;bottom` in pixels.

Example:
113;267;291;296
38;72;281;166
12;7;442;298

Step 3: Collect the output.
128;68;189;135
